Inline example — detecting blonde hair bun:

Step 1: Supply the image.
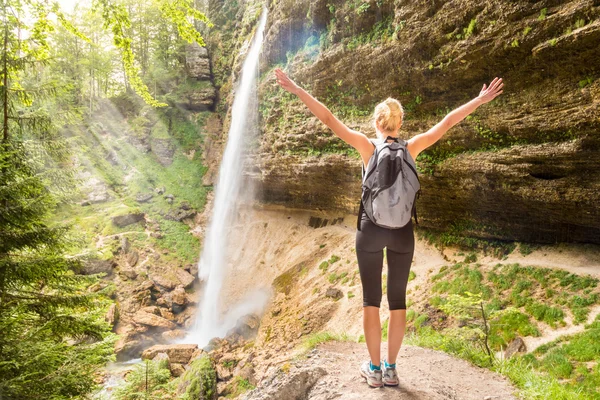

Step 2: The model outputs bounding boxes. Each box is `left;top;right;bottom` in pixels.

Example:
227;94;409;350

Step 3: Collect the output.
373;97;404;136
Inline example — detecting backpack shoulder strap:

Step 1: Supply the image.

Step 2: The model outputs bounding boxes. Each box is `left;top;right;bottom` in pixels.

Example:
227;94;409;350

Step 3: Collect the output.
358;138;377;231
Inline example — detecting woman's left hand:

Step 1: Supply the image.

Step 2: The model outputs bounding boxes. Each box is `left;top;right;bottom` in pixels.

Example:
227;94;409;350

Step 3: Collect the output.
275;68;300;95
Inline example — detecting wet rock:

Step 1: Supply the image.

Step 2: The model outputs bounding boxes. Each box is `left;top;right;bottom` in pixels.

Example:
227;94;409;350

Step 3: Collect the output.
142;344;199;364
112;213;145;228
226;314;260;340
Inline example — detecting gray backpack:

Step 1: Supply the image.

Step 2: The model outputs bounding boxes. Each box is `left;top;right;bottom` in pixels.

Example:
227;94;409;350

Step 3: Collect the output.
357;135;421;231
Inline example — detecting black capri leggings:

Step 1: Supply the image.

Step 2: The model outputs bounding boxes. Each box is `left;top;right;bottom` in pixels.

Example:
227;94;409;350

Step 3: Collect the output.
355;209;415;310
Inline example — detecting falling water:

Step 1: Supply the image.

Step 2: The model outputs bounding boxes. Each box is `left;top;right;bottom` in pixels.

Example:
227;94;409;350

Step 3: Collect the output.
186;4;269;347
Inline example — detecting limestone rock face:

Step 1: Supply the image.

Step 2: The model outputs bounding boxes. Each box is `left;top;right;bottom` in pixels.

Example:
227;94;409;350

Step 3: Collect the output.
245;0;600;244
186;43;211;80
150;137;176;166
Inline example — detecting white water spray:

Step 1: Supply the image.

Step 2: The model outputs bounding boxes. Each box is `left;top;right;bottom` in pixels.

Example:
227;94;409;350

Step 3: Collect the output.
186;4;269;347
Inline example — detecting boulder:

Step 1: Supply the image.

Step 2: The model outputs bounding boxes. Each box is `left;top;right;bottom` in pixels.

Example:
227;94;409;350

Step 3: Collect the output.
126;250;139;267
170;363;186;377
119;268;138;280
176;354;217;399
132;311;177;330
136;193;153;203
151;274;178;291
325;287;343;300
80;258;116;276
121;236;130;254
153;352;170;364
175;268;196;288
240;366;326;400
171;286;189;314
505;336;527;359
112;213;145;228
226;314;260;340
142;344;199;364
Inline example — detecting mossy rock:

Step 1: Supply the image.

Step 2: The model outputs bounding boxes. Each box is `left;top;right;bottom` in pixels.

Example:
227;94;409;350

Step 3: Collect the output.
273;262;306;295
177;354;217;400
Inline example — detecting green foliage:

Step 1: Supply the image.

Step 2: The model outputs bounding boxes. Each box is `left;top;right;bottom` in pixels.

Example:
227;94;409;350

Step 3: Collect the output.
0;145;113;397
525;302;565;328
415;221;516;258
449;18;477;40
319;261;329;273
179;355;218;400
113;359;174;399
345;15;396;50
382;319;389;341
578;76;594;88
297;331;353;354
93;0;213;107
223;376;256;398
538;8;547;21
408;270;416;282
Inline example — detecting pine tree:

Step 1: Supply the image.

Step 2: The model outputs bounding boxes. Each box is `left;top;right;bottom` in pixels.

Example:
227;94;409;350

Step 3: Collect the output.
0;1;115;398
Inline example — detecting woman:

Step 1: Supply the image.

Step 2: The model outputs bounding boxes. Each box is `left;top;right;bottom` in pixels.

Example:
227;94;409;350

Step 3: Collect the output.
274;67;503;388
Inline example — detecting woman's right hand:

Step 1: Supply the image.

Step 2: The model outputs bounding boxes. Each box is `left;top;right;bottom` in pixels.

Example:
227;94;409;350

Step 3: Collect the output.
275;68;301;95
477;77;504;104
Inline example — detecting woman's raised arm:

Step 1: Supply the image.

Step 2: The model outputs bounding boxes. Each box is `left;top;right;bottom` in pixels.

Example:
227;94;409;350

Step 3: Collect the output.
274;68;371;152
408;77;504;159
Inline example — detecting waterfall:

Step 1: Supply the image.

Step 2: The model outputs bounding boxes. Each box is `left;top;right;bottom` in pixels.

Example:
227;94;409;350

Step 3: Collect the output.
185;4;269;347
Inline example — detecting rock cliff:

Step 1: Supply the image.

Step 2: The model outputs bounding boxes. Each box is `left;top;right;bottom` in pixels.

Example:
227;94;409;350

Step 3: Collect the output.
206;0;599;244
